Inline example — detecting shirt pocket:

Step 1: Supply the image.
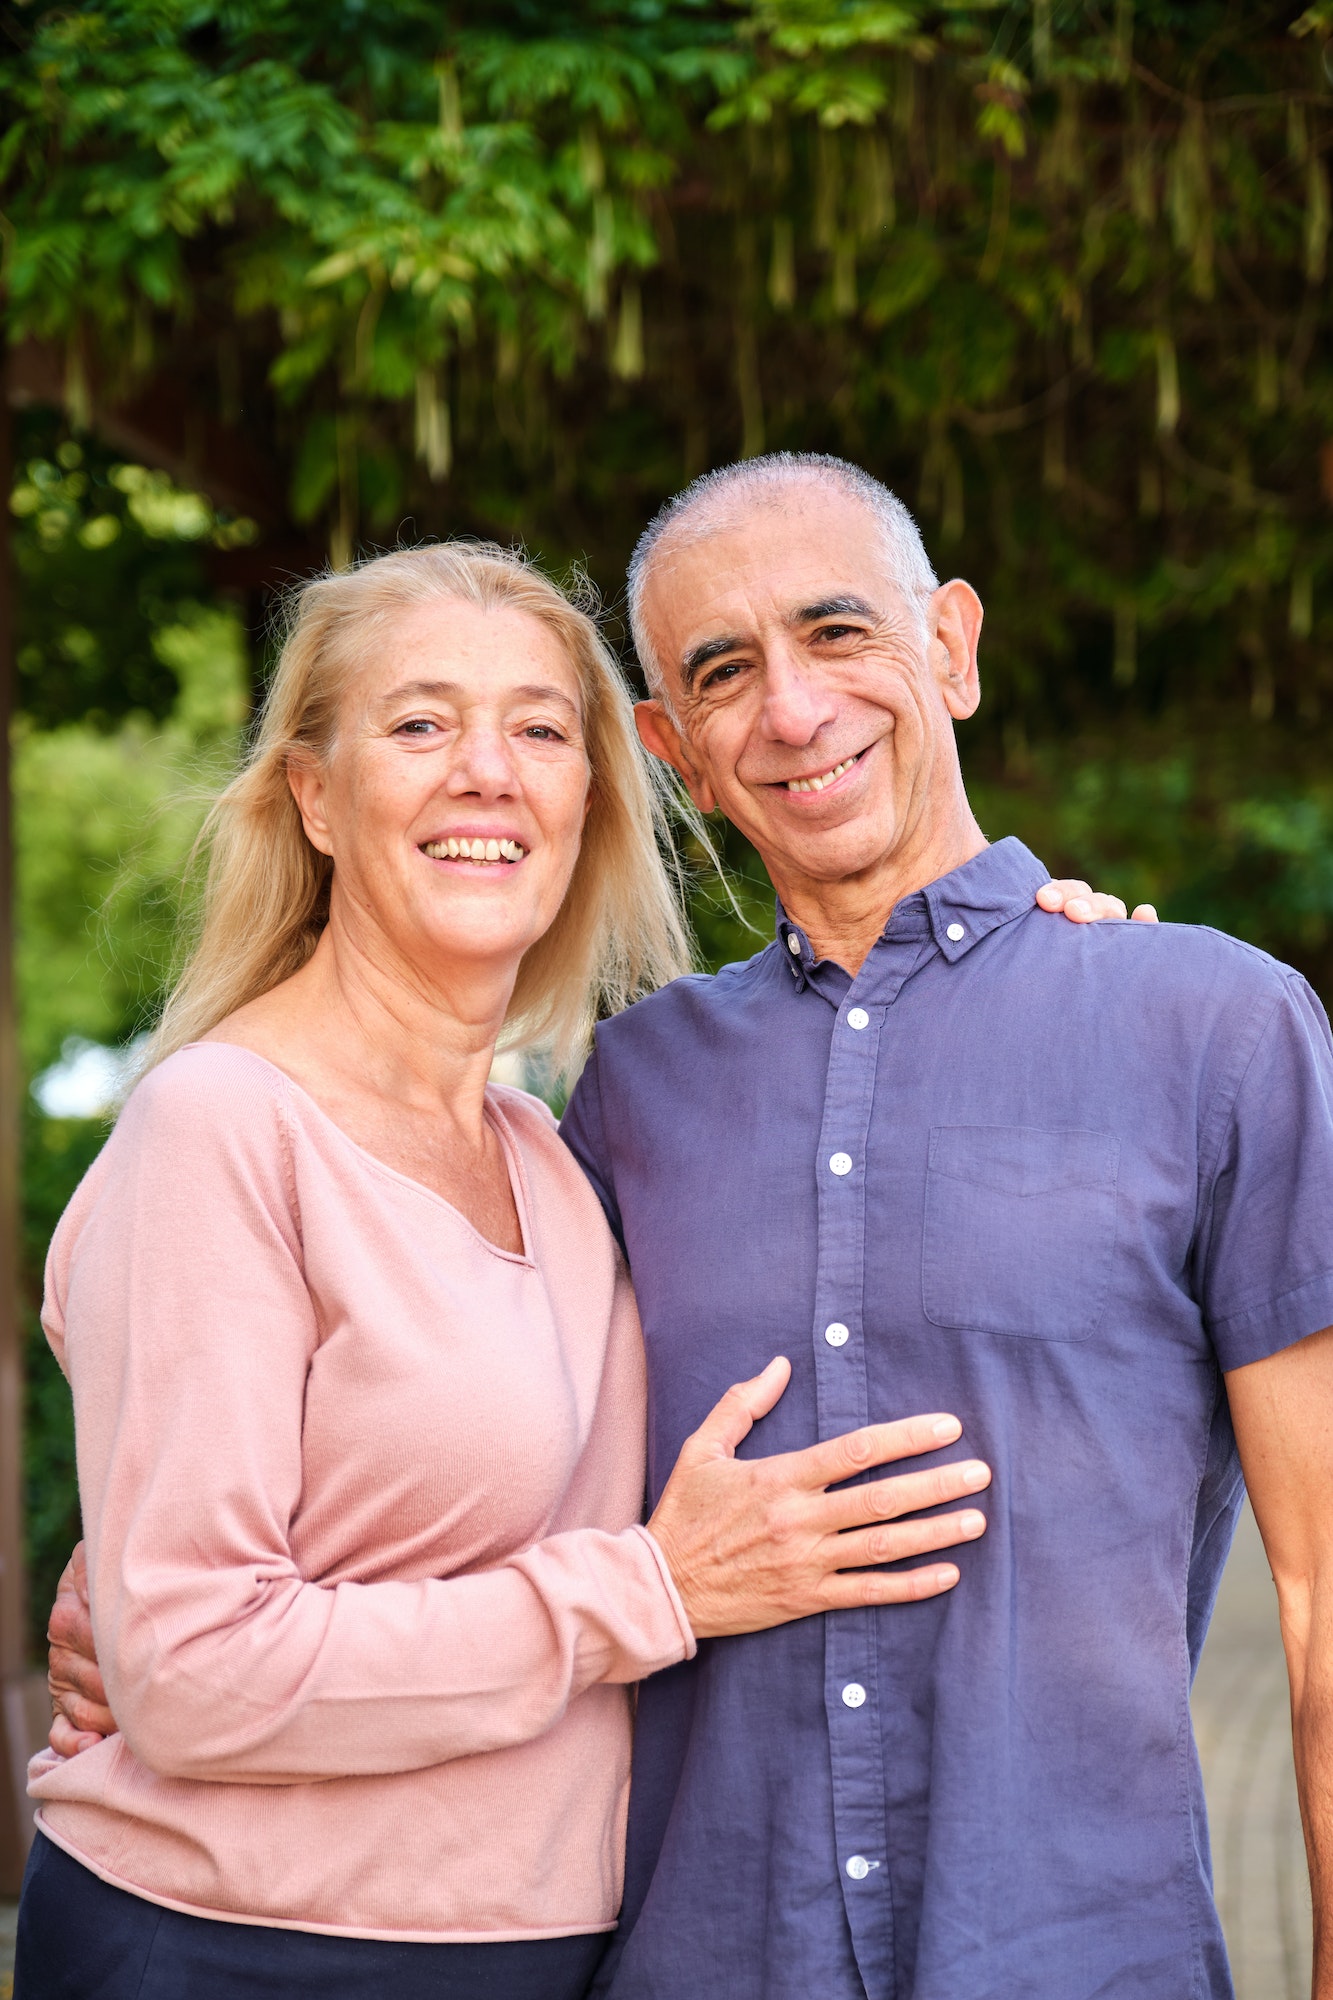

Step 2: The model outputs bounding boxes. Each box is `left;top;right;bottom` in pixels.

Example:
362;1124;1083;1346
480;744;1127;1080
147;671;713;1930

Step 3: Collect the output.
921;1125;1120;1342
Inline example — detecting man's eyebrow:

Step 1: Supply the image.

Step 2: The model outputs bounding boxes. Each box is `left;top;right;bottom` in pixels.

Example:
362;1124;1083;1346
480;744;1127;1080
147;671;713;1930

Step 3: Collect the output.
678;595;879;692
681;634;745;691
789;595;878;626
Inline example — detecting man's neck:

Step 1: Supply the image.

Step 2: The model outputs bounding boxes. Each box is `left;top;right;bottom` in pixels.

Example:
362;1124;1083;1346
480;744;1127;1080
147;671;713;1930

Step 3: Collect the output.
769;811;988;977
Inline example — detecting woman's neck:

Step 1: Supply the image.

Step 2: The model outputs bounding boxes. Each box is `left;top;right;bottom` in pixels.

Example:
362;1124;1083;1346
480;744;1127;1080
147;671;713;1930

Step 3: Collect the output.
211;910;519;1147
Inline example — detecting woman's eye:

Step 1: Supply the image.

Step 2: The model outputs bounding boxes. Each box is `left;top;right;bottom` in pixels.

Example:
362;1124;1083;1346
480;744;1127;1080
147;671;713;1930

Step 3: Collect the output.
524;724;564;742
395;718;438;737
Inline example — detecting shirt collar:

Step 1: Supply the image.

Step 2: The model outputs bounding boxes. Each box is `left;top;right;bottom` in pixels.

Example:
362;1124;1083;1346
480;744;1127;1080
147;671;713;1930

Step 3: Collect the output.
776;838;1051;983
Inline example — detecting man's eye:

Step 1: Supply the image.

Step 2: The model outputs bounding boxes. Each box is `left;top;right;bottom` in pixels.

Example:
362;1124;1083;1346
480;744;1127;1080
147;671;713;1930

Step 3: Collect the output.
813;624;860;642
701;661;745;691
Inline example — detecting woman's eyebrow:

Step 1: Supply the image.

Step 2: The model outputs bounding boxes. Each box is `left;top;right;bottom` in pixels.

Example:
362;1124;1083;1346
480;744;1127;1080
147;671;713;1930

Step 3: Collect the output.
373;679;580;715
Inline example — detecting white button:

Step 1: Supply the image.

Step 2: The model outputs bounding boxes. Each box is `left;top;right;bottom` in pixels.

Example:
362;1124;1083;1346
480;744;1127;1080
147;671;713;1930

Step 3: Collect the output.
829;1152;853;1177
846;1007;869;1030
824;1322;850;1347
842;1682;867;1709
787;932;802;955
846;1855;873;1881
946;922;965;942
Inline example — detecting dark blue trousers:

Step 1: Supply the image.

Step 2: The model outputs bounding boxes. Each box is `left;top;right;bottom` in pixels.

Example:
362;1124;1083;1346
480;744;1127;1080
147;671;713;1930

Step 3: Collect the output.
16;1832;610;1999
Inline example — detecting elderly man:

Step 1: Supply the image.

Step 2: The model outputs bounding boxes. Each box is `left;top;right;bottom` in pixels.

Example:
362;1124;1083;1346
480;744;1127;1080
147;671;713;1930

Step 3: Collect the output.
559;453;1333;2000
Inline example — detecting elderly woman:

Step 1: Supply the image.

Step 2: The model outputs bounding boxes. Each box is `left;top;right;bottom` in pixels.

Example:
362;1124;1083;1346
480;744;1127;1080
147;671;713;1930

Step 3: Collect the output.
16;543;1016;2000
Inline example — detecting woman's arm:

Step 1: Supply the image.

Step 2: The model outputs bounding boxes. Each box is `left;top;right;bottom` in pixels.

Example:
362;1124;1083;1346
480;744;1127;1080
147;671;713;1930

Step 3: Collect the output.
50;1058;694;1784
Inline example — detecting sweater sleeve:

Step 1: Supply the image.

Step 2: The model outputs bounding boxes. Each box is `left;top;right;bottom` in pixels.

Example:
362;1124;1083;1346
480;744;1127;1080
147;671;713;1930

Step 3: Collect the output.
45;1050;693;1786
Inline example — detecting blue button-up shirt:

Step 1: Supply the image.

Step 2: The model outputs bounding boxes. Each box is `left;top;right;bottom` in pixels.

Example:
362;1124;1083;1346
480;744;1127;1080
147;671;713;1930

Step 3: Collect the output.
561;837;1333;2000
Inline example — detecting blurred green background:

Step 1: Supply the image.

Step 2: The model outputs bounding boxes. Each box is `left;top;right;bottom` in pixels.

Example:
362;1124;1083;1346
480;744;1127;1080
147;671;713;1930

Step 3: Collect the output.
5;0;1333;1649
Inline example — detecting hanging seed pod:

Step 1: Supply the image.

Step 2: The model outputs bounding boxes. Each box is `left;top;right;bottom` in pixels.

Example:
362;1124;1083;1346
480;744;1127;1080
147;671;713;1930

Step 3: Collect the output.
1256;335;1280;414
941;441;964;543
736;316;764;459
769;217;796;311
832;239;857;316
585;194;613;320
1125;112;1156;225
814;128;840;251
979;160;1010;284
772;117;791;191
611;284;644;381
893;56;915;135
496;326;520;383
436;60;462;143
414;368;452;481
1138;457;1162;518
1033;0;1052;83
1042;402;1066;491
1111;0;1134;85
1154;330;1180;434
332;410;358;571
63;336;91;432
1042;82;1083;189
855;131;895;240
1306;154;1329;281
1113;602;1137;686
1167;104;1213;299
579;126;605;195
1289;102;1309;167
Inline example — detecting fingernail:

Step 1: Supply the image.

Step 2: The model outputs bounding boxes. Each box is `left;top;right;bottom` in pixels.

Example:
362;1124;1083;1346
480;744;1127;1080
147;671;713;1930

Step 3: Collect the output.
1067;899;1091;918
962;1461;990;1488
932;1416;961;1441
961;1511;987;1536
935;1565;960;1587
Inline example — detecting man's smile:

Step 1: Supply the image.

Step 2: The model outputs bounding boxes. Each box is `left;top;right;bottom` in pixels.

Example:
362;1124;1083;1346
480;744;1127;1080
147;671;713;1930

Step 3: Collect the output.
768;745;872;796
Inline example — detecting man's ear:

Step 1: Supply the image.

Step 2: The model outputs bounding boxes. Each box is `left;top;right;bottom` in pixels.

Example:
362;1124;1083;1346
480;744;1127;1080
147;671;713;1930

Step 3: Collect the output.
286;751;336;858
928;580;983;721
634;700;718;814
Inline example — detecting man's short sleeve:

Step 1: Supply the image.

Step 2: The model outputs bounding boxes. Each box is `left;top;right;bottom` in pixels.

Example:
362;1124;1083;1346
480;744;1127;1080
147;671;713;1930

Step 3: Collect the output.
1199;970;1333;1372
560;1039;626;1257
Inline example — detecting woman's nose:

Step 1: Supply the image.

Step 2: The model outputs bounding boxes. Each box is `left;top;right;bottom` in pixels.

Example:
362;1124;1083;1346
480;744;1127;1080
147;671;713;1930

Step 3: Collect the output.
445;724;518;796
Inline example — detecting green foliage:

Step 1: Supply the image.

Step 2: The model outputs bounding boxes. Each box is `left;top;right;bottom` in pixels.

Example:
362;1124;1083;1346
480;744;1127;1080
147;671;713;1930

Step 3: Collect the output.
11;409;257;728
11;584;247;1655
15;605;247;1073
6;4;1333;979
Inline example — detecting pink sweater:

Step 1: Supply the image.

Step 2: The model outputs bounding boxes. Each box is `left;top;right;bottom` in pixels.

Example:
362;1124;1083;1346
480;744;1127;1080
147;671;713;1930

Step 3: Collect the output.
29;1043;694;1941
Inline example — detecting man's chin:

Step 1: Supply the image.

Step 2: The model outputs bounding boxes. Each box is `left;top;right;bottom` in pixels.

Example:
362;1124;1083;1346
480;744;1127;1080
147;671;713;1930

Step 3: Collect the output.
759;822;902;891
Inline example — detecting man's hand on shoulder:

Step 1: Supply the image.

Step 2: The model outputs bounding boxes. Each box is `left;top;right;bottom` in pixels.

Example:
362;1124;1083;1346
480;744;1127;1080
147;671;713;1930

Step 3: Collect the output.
1036;879;1159;924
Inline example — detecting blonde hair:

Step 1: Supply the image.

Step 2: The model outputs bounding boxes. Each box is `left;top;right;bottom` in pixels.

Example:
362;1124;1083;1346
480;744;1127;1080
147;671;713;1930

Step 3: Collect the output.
146;542;693;1074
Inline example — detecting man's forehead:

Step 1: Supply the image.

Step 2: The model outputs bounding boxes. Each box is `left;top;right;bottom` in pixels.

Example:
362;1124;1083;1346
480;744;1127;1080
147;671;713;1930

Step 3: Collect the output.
649;504;895;635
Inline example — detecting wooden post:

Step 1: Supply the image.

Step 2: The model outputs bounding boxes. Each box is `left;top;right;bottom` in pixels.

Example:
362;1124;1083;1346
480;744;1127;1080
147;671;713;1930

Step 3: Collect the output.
0;342;33;1893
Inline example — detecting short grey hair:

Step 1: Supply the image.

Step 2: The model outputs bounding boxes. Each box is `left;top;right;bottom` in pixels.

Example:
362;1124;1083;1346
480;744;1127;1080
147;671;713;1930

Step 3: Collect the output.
627;452;940;700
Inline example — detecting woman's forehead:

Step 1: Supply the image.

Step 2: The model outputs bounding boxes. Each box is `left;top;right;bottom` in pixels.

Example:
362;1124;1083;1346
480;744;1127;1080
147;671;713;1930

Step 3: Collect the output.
351;597;584;701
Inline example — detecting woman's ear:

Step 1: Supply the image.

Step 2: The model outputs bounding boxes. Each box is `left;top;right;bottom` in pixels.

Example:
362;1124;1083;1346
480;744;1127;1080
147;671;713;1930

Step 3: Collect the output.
286;751;335;858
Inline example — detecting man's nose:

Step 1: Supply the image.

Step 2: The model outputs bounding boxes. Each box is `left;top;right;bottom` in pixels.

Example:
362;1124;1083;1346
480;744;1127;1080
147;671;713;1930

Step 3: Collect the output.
758;644;840;745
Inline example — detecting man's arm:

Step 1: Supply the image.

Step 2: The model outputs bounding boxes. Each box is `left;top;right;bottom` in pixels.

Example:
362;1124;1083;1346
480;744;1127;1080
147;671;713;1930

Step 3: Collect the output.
1228;1325;1333;1998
